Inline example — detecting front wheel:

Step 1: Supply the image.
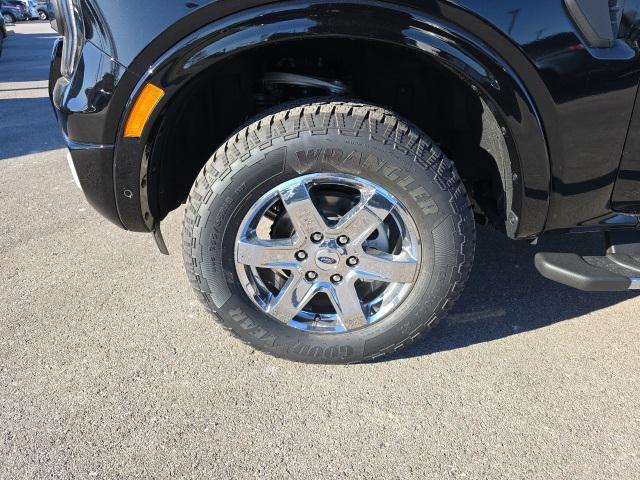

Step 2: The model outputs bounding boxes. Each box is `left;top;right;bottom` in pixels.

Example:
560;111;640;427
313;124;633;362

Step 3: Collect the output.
3;13;15;24
183;101;475;363
38;10;48;20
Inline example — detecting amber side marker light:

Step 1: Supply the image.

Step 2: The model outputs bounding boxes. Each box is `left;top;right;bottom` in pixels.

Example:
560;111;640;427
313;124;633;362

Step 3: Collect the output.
124;83;165;138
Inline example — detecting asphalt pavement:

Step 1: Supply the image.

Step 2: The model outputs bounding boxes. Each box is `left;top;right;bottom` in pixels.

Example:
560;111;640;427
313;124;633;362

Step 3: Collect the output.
1;22;639;479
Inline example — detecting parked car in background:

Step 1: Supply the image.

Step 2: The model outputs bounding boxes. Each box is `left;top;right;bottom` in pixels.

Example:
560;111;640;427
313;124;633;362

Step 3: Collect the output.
26;0;38;19
1;0;26;24
0;14;6;57
36;0;52;20
12;0;36;19
3;0;27;20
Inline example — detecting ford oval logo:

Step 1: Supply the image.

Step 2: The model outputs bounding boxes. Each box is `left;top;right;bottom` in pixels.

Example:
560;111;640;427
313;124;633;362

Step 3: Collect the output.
318;256;338;265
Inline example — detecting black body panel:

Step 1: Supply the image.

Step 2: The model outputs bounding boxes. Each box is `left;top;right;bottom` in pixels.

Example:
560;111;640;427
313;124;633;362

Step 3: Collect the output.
612;84;640;213
113;1;550;235
50;36;133;145
451;0;639;232
51;0;640;235
70;146;122;227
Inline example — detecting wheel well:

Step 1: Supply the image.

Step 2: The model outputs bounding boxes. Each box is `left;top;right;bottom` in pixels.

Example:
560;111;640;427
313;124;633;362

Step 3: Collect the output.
148;38;512;230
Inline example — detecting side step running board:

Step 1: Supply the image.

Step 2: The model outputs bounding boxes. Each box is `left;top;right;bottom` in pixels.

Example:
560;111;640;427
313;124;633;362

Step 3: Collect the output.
535;231;640;292
535;253;639;291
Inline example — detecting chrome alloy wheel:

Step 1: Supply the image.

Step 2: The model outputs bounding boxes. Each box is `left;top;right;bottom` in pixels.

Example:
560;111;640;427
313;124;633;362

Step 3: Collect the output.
234;173;421;333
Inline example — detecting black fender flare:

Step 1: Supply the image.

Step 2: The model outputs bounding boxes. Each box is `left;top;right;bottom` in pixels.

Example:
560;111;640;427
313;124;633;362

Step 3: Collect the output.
112;0;550;239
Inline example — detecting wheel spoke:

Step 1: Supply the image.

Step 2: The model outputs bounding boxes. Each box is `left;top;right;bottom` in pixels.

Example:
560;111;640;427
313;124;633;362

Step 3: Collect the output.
278;180;327;237
328;281;368;329
266;274;318;322
356;251;418;284
236;236;299;269
333;188;396;245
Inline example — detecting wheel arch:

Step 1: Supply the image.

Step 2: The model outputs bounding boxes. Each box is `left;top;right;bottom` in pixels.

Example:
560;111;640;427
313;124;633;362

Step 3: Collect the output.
112;0;550;239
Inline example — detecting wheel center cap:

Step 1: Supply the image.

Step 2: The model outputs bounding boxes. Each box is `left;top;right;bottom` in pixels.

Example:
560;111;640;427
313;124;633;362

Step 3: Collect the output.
315;249;340;271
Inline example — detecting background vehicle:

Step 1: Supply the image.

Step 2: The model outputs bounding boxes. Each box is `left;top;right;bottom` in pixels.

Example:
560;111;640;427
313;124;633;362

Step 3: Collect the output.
36;0;52;20
1;1;25;24
26;0;37;19
12;0;36;19
0;14;5;57
50;0;640;363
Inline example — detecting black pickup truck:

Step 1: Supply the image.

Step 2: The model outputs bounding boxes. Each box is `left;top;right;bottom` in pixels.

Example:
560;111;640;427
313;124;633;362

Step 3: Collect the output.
49;0;640;363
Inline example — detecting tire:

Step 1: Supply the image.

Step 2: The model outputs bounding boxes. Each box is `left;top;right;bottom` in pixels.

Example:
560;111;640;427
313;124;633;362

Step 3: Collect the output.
38;10;47;20
183;100;475;363
3;13;15;25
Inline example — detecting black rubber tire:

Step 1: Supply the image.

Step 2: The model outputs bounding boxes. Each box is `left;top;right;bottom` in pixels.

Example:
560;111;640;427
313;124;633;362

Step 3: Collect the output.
38;10;48;21
3;13;15;25
182;100;475;363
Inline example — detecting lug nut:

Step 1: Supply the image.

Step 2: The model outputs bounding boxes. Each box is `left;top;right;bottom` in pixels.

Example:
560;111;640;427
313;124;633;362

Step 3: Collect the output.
295;250;308;261
305;271;318;281
347;256;359;267
310;232;324;243
337;235;350;246
330;274;343;284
